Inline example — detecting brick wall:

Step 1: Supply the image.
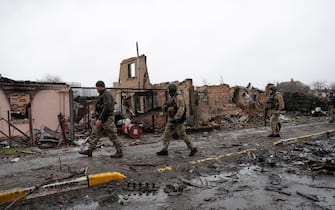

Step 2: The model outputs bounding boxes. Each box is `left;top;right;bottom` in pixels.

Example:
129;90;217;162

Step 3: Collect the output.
112;55;267;129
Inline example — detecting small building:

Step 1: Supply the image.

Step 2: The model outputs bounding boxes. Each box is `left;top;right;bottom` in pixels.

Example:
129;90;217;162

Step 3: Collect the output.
0;76;70;138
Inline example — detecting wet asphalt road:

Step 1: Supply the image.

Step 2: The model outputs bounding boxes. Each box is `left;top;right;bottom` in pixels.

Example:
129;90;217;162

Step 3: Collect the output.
1;118;335;209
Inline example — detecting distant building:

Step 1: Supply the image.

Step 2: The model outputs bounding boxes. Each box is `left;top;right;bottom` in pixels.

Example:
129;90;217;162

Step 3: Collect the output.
69;82;98;97
277;78;311;94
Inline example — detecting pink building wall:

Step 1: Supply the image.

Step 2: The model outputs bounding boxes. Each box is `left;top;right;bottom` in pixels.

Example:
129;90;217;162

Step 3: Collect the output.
0;88;69;137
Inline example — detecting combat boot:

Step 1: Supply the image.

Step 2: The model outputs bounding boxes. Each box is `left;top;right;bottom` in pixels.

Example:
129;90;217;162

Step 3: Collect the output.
278;122;282;131
189;147;198;156
156;150;168;156
79;150;92;157
110;150;123;158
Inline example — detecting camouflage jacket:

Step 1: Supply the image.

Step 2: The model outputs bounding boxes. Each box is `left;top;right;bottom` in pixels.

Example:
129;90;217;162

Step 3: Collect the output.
95;89;114;122
266;92;285;111
166;91;186;122
328;95;335;106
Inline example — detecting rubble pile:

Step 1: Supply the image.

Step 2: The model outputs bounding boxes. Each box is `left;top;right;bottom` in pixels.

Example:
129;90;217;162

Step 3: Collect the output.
0;126;67;151
255;137;335;176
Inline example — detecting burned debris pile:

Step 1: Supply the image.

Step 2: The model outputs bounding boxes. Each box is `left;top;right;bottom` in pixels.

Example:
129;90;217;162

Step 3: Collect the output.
283;92;327;116
0;126;68;152
253;137;335;176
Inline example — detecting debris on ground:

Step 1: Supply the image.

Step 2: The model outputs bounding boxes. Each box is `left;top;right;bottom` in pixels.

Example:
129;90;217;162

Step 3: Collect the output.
1;115;335;210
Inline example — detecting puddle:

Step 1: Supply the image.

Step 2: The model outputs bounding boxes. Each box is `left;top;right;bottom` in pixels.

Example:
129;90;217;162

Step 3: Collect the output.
191;165;335;210
117;189;168;209
68;202;100;210
119;188;168;203
31;165;335;210
62;187;169;210
192;165;261;184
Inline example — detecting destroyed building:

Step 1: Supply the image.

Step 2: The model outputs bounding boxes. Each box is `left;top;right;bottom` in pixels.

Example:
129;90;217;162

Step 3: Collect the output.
72;54;267;135
112;55;171;130
0;55;270;142
0;76;70;140
109;55;266;131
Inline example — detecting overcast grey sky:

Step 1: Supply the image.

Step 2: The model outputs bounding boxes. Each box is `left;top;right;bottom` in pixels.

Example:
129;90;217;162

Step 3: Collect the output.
0;0;334;89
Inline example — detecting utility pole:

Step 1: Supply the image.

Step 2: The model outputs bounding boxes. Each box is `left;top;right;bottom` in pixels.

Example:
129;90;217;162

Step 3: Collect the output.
136;42;140;89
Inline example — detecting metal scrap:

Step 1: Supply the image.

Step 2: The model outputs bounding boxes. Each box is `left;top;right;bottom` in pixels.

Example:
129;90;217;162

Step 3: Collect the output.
296;191;319;202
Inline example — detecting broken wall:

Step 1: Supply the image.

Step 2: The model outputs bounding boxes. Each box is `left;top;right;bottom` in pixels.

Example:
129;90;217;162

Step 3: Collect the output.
195;84;239;123
114;54;151;89
32;89;69;131
113;54;152;114
0;79;70;137
0;89;10;136
194;84;266;124
112;54;196;129
111;54;268;129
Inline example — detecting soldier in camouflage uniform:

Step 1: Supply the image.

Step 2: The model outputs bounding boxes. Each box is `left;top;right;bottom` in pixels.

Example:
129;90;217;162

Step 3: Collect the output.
156;83;198;156
265;84;285;137
247;94;258;122
79;81;123;158
328;92;335;123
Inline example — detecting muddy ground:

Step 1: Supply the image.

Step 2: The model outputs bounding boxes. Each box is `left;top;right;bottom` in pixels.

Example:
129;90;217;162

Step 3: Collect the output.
1;116;335;210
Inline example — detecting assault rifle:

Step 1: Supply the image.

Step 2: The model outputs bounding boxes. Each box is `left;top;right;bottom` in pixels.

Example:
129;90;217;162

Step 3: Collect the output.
264;108;268;128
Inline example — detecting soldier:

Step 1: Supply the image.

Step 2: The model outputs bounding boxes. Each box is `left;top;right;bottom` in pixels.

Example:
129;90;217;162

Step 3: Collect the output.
265;84;285;137
79;81;123;158
156;83;198;156
327;92;335;123
246;94;257;122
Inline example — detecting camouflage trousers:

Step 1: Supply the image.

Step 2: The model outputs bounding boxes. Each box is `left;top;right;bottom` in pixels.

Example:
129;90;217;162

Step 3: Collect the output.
329;106;335;122
88;116;122;152
247;105;256;122
269;111;280;135
161;122;194;151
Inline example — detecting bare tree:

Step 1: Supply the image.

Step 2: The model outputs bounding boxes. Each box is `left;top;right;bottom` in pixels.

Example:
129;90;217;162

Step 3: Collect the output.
202;78;208;85
330;82;335;91
312;80;328;91
37;74;63;83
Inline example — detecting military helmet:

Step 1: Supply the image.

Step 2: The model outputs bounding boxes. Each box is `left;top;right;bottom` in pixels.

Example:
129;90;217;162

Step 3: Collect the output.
269;85;277;92
95;80;105;87
167;83;177;93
